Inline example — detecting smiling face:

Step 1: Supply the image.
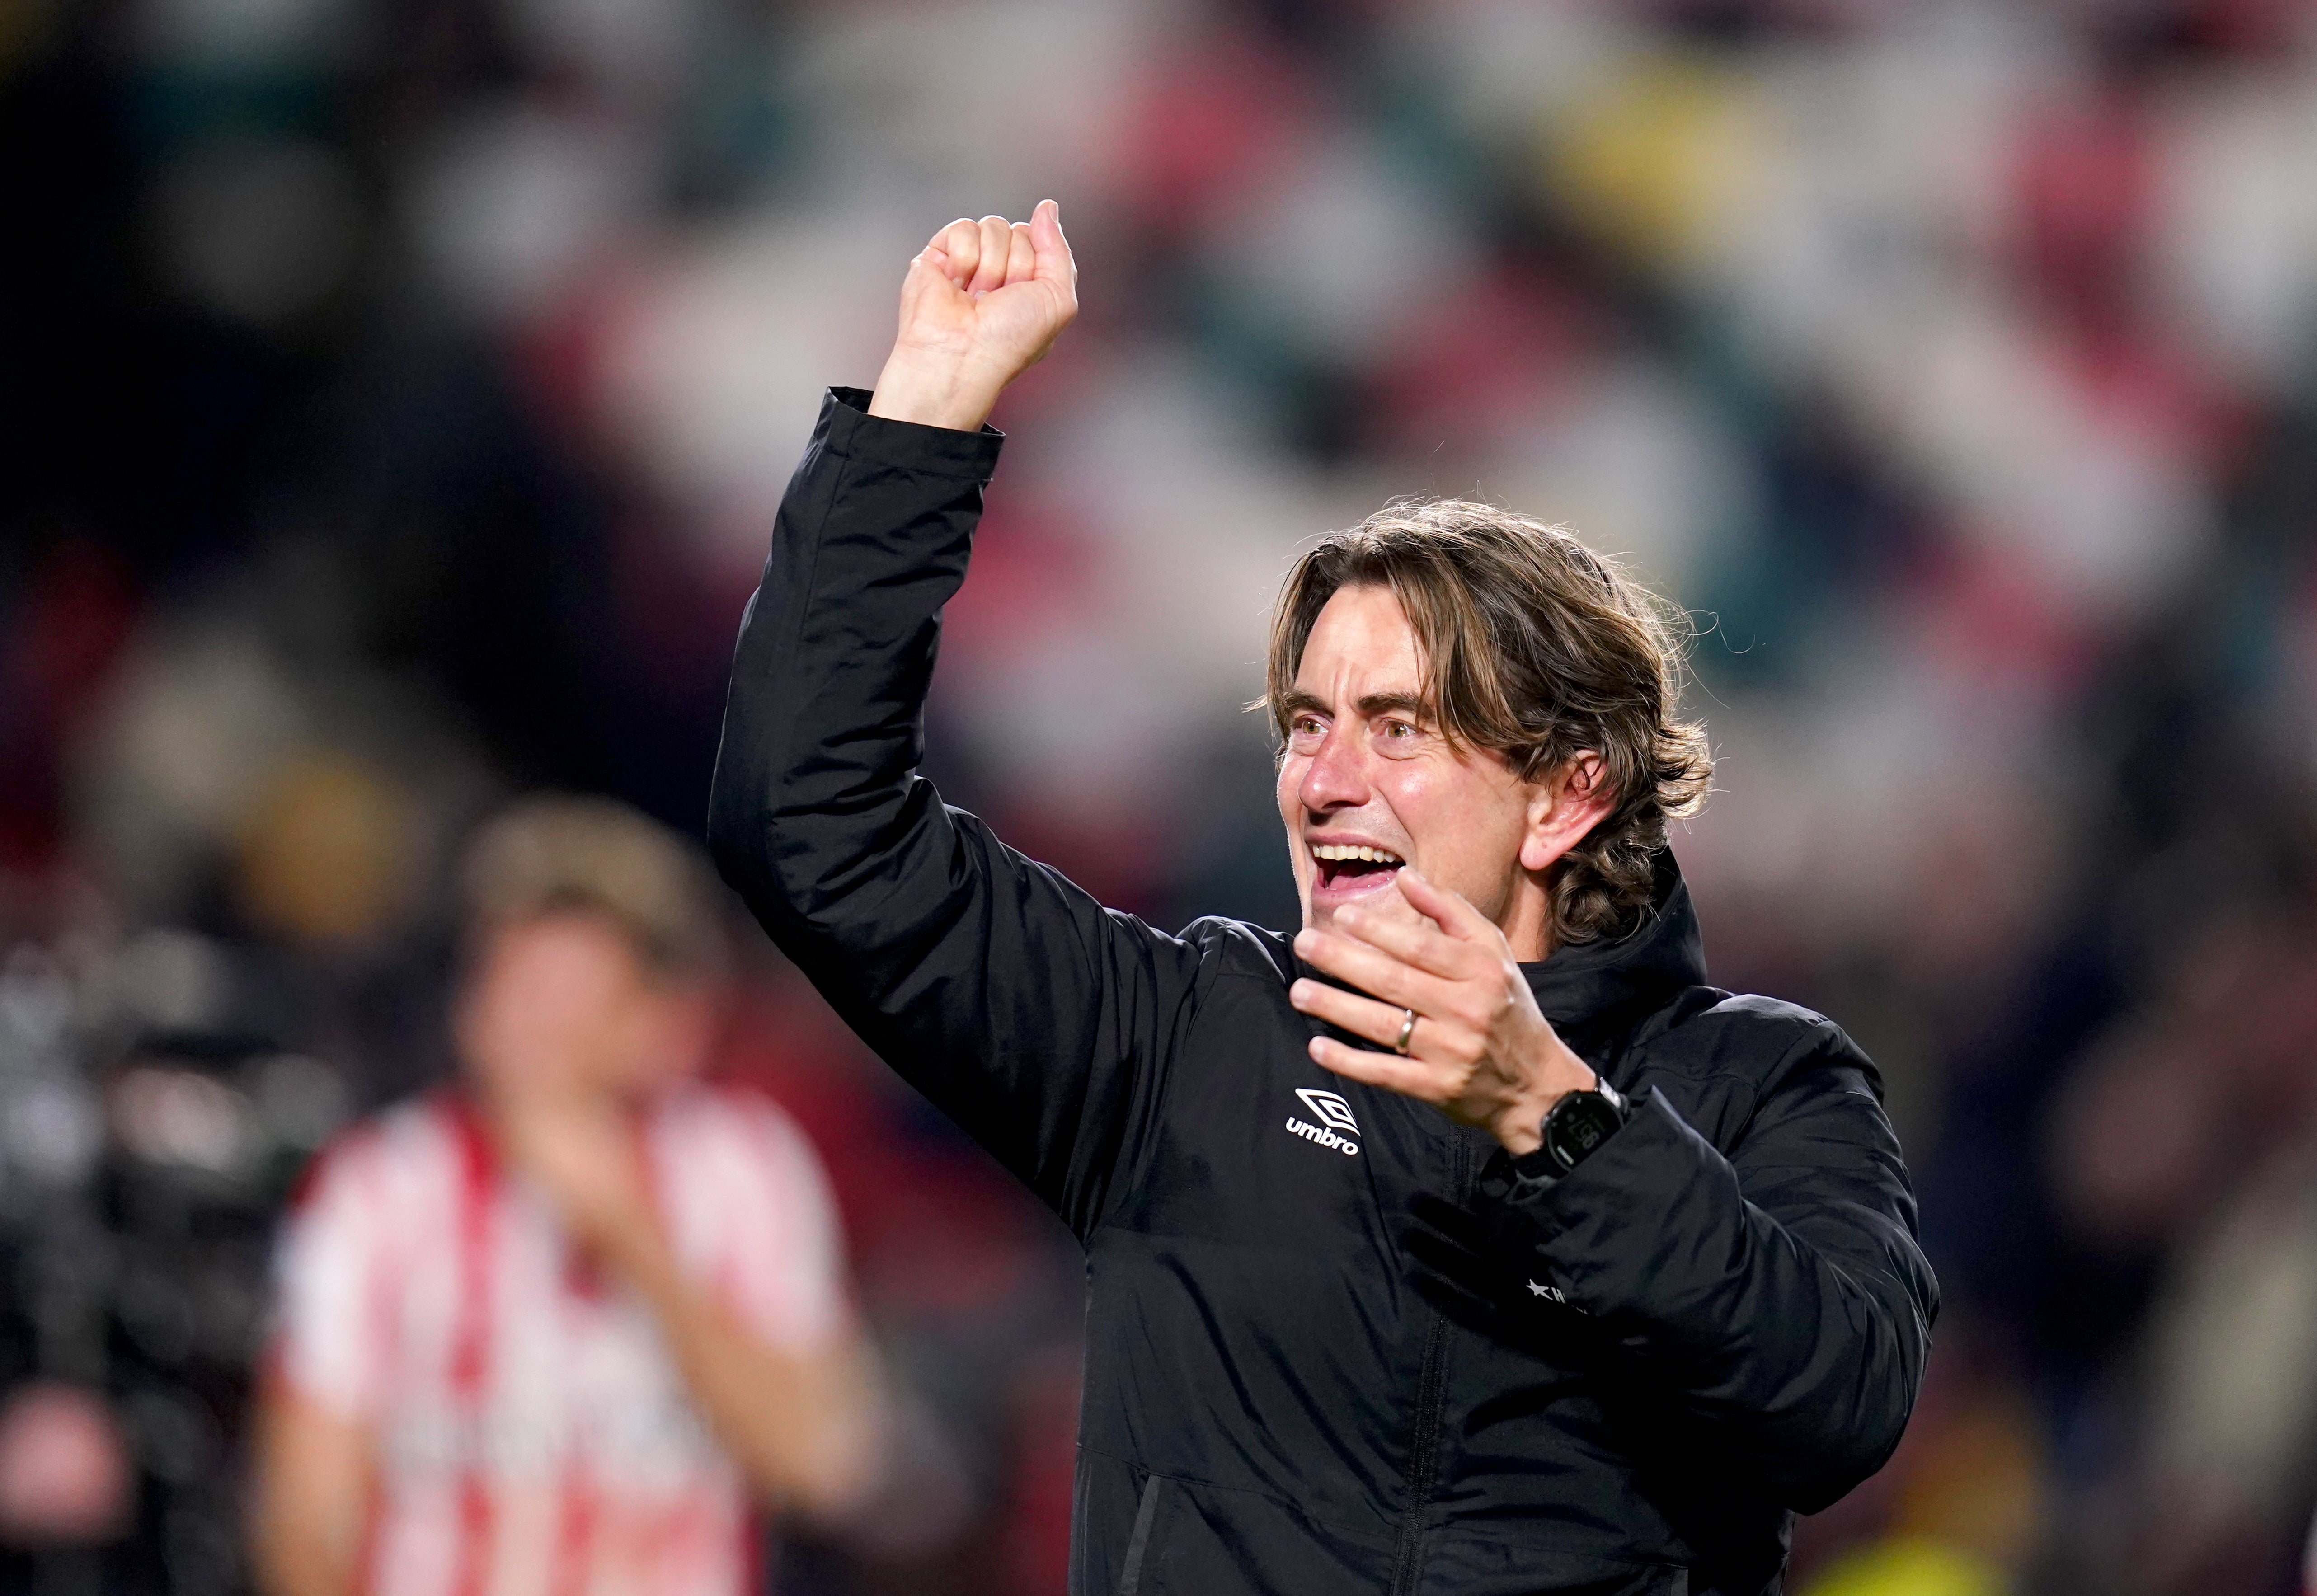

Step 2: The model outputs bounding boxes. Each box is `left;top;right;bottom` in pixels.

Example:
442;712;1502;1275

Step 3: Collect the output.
1276;584;1567;958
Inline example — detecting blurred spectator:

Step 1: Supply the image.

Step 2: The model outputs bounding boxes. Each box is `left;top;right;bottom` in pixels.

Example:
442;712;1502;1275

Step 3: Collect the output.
249;797;881;1596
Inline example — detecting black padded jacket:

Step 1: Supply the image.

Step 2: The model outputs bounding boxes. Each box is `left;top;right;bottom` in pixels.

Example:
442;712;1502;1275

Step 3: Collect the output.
707;389;1938;1596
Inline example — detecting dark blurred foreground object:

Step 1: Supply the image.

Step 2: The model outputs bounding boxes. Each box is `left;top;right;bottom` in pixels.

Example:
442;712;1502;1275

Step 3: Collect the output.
0;933;354;1596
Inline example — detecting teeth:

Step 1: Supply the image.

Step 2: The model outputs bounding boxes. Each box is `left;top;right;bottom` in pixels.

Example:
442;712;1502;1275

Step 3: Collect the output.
1312;844;1404;865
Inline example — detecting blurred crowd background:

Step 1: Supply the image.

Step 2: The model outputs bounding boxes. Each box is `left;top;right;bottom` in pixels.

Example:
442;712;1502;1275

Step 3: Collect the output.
4;0;2317;1591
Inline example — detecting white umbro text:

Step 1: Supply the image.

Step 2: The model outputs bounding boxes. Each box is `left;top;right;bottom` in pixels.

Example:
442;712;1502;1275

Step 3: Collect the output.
1285;1116;1359;1155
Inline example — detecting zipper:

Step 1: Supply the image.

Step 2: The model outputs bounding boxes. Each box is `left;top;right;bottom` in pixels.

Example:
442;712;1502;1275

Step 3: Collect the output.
1115;1474;1162;1596
1387;1133;1473;1596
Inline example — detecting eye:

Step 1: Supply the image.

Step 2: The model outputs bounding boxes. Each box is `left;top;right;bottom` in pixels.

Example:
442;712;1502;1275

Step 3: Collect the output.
1286;713;1326;749
1374;717;1427;757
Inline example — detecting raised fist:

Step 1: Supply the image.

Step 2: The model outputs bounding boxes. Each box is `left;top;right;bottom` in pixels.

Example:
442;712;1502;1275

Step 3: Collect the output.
868;201;1077;432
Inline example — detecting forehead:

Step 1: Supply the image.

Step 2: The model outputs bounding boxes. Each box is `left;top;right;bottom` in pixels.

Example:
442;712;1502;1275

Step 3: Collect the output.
1295;584;1423;694
478;910;649;978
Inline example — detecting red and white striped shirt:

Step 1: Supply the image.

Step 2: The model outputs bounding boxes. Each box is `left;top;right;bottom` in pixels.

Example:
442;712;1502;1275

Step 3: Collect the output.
270;1086;850;1596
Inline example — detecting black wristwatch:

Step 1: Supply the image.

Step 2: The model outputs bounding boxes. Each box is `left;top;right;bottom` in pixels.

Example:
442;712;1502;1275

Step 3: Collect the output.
1513;1077;1633;1182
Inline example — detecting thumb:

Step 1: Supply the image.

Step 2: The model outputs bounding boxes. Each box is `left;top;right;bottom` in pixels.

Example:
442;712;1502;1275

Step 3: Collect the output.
1029;198;1075;292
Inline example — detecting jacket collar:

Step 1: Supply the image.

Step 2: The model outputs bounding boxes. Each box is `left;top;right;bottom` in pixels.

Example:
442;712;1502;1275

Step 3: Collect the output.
1518;851;1706;1035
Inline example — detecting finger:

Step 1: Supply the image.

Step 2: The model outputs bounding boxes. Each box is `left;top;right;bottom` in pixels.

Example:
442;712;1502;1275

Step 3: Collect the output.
968;215;1013;294
1330;904;1485;982
1292;929;1458;1017
1396;867;1499;945
906;248;961;305
1029;198;1076;291
1288;976;1436;1053
1309;1034;1445;1100
1004;221;1037;287
930;218;978;286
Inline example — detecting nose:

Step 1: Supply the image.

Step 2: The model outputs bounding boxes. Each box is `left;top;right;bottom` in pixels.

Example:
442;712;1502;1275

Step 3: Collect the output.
1298;723;1369;815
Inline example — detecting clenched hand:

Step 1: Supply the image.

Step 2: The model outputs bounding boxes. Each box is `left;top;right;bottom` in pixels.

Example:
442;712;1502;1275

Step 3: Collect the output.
868;201;1078;433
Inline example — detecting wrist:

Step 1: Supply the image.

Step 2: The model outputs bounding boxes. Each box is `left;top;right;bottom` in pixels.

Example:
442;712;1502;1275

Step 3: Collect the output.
1493;1069;1597;1158
867;347;1010;432
1509;1076;1633;1184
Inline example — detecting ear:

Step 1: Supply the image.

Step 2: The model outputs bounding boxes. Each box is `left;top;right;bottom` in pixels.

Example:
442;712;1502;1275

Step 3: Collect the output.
1518;752;1612;874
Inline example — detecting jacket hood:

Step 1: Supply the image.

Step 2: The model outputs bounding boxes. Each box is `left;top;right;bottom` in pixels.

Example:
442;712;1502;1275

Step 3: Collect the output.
1520;851;1706;1037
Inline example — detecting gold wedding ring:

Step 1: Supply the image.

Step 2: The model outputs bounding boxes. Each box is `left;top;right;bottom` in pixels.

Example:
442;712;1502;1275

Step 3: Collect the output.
1394;1008;1418;1056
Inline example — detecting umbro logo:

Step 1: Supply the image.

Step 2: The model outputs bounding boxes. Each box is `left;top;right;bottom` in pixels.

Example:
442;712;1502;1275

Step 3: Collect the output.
1296;1089;1359;1135
1286;1089;1360;1156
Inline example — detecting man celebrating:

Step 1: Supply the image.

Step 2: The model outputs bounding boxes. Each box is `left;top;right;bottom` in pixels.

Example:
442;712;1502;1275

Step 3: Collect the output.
710;205;1934;1596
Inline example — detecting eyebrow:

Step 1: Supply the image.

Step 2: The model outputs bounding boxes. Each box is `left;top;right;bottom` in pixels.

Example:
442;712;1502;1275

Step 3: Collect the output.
1278;690;1432;722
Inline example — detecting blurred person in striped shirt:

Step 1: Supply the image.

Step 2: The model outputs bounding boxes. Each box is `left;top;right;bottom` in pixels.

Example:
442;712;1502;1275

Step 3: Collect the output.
249;796;884;1596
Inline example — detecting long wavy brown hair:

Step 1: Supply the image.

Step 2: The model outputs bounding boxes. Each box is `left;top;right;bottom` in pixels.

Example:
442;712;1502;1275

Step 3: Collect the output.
1263;498;1712;948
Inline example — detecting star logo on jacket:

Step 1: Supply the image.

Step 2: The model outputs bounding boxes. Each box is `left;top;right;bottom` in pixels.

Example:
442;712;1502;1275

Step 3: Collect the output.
1285;1089;1361;1155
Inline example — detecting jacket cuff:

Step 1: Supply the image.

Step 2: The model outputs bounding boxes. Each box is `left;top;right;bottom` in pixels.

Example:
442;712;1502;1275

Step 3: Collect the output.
1477;1086;1723;1270
823;385;1006;481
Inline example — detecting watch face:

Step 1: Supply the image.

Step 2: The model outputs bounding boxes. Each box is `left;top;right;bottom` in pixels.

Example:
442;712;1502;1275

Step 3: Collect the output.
1546;1093;1623;1170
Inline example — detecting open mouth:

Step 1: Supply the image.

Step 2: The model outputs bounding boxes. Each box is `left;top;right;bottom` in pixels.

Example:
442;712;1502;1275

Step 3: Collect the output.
1311;842;1405;893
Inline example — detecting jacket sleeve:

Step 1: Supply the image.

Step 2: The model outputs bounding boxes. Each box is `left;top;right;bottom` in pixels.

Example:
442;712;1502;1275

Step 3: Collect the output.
706;388;1200;1238
1489;1024;1936;1512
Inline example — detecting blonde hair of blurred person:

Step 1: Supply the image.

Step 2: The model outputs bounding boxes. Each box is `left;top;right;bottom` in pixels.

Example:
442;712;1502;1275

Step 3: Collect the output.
251;796;883;1596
